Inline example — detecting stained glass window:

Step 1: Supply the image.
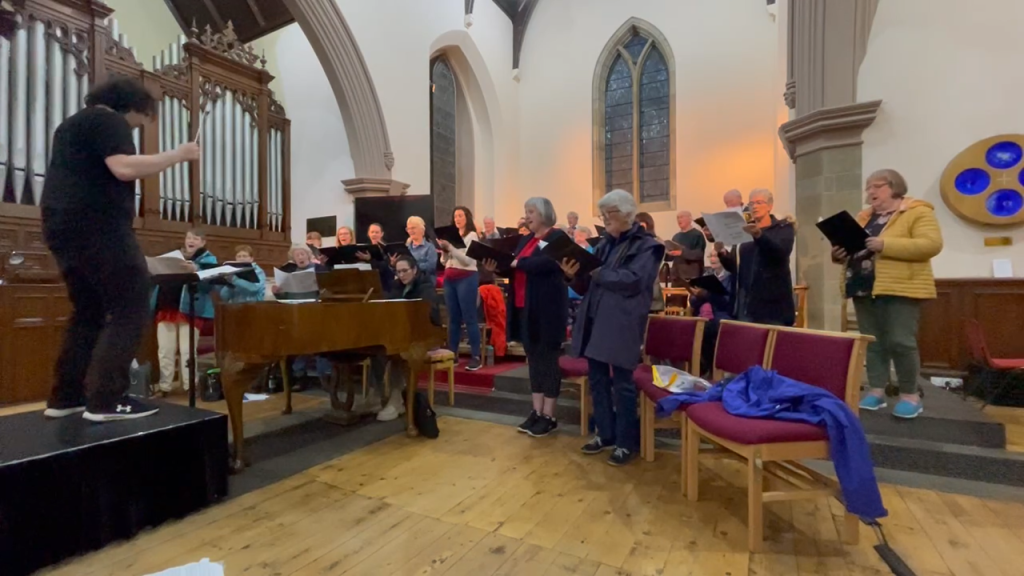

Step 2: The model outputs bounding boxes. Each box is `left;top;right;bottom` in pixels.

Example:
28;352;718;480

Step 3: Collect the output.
597;28;673;209
431;57;457;225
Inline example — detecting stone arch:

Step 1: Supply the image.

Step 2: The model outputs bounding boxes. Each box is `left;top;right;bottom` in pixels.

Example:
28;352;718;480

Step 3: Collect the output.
430;30;503;219
280;0;403;195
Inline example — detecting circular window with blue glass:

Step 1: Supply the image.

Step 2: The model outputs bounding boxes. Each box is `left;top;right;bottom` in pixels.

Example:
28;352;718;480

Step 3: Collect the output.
941;134;1024;225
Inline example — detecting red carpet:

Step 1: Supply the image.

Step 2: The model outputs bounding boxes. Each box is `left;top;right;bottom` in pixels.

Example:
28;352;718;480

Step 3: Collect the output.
416;358;523;392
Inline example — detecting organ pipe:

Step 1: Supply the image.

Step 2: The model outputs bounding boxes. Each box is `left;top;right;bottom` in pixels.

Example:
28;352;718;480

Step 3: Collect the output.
46;29;64;162
0;33;9;193
11;16;28;204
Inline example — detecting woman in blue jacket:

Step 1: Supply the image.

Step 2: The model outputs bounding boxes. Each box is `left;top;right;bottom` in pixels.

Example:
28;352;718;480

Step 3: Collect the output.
152;229;217;394
218;244;267;304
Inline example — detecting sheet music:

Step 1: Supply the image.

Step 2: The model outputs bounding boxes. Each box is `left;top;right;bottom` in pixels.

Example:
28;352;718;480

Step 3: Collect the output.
146;558;224;576
146;256;195;277
196;265;241;281
159;250;185;260
701;210;752;246
334;263;372;271
274;268;318;294
369;298;421;302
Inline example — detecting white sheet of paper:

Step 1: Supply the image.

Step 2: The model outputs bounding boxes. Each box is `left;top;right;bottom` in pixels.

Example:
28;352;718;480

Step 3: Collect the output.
701;210;752;246
334;263;372;271
276;299;319;304
146;558;224;576
146;256;194;277
274;268;319;294
993;259;1014;278
243;393;269;403
159;250;185;260
196;265;240;281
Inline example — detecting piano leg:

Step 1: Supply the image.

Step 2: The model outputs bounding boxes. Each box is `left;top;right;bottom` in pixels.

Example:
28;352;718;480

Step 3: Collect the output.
281;358;293;415
405;363;419;438
322;360;360;426
220;357;263;472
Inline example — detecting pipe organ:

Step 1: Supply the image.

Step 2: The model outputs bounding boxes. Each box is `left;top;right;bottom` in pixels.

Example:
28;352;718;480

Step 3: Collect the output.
0;1;291;242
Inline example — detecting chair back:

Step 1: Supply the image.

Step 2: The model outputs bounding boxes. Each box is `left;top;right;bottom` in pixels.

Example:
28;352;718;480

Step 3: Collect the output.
964;319;993;366
768;327;869;409
713;321;772;379
793;285;809;328
644;315;706;373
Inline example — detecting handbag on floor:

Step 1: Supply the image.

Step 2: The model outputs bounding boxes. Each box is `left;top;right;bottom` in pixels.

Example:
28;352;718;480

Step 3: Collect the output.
412;391;440;439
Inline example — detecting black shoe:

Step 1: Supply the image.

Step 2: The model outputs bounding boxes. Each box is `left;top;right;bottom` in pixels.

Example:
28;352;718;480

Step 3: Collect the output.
527;415;558;437
44;397;86;419
466;357;483;371
607;447;637;467
83;396;160;423
517;410;540;433
580;436;614;455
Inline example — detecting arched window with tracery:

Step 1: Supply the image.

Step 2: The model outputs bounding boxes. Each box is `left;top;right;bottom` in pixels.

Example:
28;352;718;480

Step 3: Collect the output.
593;19;676;213
430;56;457;225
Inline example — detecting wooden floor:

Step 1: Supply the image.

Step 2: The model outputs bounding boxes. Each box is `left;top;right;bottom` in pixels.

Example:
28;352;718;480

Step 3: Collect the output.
39;416;1024;576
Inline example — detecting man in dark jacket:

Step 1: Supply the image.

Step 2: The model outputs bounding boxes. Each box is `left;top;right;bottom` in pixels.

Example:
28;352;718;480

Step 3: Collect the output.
562;190;665;466
718;188;796;326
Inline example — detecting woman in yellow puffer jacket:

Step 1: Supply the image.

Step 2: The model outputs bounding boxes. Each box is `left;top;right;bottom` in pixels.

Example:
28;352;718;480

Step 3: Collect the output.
831;169;943;419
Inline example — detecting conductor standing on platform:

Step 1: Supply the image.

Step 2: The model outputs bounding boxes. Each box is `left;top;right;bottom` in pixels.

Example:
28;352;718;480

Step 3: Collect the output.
41;77;200;422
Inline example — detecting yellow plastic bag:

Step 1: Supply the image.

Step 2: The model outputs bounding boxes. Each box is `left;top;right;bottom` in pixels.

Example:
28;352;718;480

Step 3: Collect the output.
652;365;712;394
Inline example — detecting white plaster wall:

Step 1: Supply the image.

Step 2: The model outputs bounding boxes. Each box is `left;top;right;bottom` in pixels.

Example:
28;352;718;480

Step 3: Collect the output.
517;0;780;235
860;0;1024;278
335;0;518;227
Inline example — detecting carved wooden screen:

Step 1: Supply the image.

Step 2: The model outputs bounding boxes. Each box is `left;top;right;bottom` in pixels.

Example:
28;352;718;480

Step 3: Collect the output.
0;0;292;269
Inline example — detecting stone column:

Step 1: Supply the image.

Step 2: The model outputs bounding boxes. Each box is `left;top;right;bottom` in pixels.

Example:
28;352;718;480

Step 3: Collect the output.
779;0;881;331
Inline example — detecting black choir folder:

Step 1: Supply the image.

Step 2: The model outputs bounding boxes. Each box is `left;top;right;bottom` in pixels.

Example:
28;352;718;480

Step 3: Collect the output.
816;211;868;255
433;225;467;249
687;273;728;296
467;241;515;271
320;244;384;267
540;233;602;274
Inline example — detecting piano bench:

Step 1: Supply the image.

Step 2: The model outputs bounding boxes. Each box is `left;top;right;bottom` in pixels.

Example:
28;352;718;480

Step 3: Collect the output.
426;349;456;407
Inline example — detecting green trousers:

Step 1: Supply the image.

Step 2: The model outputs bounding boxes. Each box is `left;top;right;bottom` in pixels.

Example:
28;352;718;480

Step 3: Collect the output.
852;296;922;395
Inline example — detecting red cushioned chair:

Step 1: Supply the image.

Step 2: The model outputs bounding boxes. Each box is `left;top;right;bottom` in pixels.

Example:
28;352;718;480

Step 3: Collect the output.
685;324;872;552
636;315;705;463
710;320;774;381
559;356;591;436
965;319;1024;407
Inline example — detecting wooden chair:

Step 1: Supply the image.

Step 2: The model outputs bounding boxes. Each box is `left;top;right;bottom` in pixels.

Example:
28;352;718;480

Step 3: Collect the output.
426;348;456;407
709;320;774;381
965;319;1024;407
793;284;809;328
685;324;872;551
636;315;705;463
558;356;590;436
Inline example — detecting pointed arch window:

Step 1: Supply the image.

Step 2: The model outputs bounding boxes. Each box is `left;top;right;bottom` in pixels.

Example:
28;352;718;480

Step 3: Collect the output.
593;20;676;213
430;56;457;225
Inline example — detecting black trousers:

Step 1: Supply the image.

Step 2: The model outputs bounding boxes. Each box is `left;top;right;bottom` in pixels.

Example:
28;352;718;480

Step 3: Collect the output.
48;231;150;410
520;307;562;399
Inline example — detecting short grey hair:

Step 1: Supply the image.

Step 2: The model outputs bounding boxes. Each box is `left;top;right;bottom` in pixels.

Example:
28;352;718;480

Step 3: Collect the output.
598;189;637;222
749;188;774;204
289;244;313;261
483;215;495;223
524;197;557;227
567;211;579;218
575;225;592;237
866;169;909;198
723;189;743;204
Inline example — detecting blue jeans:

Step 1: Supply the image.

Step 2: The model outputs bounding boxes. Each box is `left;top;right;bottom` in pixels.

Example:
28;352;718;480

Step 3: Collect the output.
588;358;639;452
444;272;481;358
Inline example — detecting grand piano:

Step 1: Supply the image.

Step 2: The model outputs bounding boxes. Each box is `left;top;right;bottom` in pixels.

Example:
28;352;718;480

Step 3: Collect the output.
214;269;444;471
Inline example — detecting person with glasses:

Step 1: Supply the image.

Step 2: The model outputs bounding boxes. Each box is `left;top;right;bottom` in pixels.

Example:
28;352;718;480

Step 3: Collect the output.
832;169;941;419
559;190;665;466
371;255;442;421
715;188;796;326
405;216;438;286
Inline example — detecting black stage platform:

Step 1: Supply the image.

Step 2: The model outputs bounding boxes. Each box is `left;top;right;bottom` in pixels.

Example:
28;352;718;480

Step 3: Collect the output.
488;366;1024;487
0;401;228;576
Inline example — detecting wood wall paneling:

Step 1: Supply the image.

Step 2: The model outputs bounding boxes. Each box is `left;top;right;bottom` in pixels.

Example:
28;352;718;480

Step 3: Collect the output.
919;278;1024;374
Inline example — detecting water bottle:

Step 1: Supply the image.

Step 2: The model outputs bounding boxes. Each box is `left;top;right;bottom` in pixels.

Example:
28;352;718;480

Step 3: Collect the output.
485;345;495;366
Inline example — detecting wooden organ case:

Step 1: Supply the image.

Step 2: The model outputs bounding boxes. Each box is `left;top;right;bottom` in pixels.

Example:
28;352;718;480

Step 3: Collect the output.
0;0;292;404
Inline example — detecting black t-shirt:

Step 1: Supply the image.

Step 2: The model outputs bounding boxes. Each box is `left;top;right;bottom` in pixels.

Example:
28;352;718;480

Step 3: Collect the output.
41;106;137;241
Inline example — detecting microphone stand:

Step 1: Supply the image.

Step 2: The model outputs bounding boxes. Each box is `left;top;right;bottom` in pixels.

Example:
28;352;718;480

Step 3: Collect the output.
187;282;198;408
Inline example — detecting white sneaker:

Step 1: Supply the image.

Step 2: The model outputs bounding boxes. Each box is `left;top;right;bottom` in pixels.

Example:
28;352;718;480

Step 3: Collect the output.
376;405;400;422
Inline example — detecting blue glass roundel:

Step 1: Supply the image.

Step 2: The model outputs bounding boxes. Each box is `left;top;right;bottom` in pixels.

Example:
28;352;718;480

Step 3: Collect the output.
1019;168;1024;187
954;168;990;196
986;189;1024;218
986;141;1023;170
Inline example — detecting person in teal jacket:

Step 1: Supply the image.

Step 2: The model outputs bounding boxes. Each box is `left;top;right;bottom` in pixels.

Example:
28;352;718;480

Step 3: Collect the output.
218;244;267;304
152;229;217;394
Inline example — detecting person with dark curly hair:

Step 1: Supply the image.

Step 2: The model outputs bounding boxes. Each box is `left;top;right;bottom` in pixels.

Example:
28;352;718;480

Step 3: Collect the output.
41;77;200;423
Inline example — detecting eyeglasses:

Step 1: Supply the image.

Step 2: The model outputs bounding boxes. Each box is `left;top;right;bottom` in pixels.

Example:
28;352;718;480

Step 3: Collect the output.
865;182;890;192
600;209;622;221
749;200;769;207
